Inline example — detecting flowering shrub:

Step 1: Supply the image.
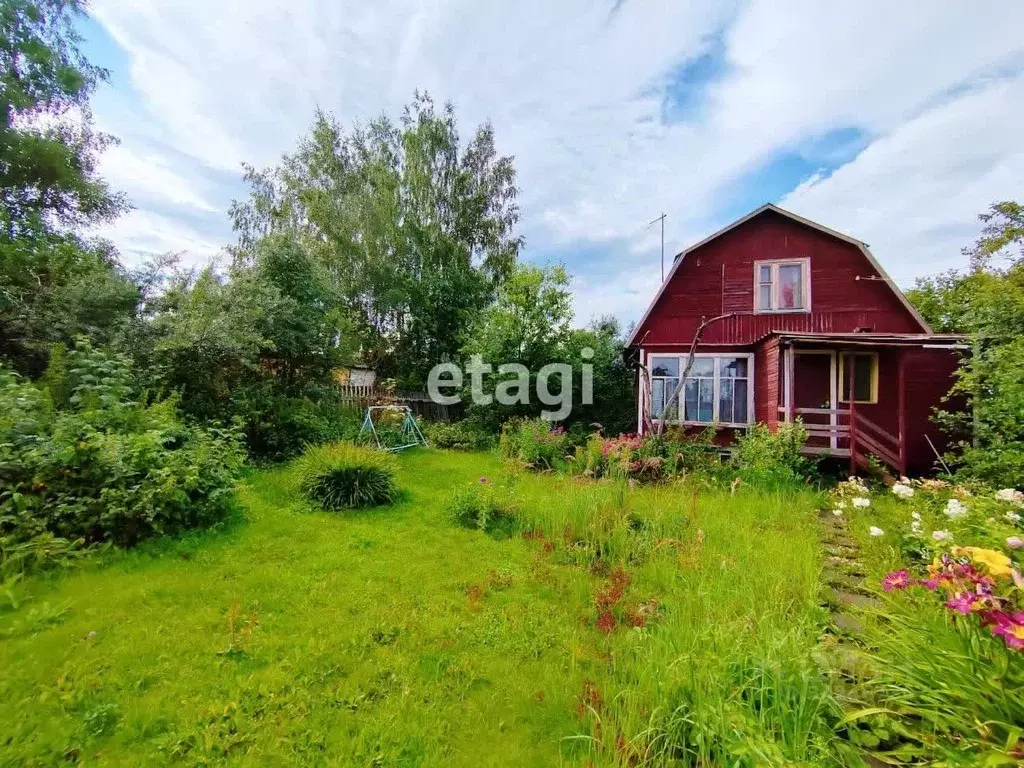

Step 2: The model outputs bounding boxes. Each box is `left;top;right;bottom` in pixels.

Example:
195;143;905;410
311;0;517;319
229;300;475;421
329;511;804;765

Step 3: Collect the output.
842;476;1024;652
499;418;571;469
572;427;719;483
827;476;872;518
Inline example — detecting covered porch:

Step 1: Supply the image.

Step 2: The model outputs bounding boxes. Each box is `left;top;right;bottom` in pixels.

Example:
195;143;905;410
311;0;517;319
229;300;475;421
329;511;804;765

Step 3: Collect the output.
772;333;965;475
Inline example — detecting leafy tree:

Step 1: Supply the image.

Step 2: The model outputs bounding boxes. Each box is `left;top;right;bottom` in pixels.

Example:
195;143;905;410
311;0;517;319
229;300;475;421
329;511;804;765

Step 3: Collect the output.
460;265;633;433
0;0;135;373
566;316;635;436
462;264;572;369
145;239;361;459
230;93;522;386
908;201;1024;484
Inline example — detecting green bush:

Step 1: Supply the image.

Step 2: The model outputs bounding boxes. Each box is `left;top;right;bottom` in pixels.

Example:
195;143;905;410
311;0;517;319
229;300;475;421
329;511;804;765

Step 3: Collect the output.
244;393;362;462
294;442;399;510
0;342;245;547
447;478;517;536
733;422;814;486
420;420;495;451
499;418;570;469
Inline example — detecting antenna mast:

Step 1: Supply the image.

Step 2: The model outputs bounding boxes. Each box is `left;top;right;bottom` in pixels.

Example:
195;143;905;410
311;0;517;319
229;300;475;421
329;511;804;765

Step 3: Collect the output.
646;212;667;281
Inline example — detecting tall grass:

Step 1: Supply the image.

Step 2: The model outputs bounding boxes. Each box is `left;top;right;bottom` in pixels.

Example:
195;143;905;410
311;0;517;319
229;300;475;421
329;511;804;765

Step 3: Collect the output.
508;471;848;766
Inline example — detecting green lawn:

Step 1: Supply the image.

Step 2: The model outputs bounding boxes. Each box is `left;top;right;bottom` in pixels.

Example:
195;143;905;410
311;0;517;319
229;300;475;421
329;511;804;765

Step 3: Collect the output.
0;449;843;767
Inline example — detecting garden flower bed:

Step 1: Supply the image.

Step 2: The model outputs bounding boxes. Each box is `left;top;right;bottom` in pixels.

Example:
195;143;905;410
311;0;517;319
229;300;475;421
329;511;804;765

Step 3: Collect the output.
827;476;1024;762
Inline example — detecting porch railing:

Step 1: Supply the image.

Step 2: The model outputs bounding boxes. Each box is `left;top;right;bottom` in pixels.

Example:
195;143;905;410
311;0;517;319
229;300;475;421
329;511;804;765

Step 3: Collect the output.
777;406;905;475
850;412;903;476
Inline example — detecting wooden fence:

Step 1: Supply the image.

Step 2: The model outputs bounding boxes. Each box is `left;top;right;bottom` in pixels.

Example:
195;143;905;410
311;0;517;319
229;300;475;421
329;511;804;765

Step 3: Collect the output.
334;385;464;422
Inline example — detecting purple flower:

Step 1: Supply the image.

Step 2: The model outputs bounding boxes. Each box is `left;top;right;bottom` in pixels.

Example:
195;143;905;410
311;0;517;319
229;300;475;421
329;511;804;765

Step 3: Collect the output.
882;570;914;592
945;592;976;615
479;476;489;484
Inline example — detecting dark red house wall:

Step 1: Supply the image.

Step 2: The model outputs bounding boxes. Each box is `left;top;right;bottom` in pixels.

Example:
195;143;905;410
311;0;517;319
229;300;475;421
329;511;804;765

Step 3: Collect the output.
901;347;963;473
634;210;926;346
755;336;780;428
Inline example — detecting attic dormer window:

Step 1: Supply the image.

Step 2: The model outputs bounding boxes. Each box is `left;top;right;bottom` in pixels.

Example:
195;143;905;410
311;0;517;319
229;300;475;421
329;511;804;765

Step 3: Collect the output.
754;258;810;312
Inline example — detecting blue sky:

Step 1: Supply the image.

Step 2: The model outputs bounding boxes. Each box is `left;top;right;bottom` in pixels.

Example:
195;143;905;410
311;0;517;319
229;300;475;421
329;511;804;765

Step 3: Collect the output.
79;1;1024;326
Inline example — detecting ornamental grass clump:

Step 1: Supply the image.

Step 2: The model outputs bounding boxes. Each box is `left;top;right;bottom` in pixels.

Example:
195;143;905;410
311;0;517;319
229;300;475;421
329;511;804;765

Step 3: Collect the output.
447;477;518;536
295;442;399;510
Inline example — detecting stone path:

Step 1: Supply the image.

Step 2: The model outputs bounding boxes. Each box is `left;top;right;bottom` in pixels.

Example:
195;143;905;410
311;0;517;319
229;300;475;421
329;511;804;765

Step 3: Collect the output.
817;508;889;768
819;508;879;635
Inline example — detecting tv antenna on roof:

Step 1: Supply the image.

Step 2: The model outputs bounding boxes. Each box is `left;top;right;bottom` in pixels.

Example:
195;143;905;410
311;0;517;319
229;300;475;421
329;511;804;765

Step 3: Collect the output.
646;212;666;281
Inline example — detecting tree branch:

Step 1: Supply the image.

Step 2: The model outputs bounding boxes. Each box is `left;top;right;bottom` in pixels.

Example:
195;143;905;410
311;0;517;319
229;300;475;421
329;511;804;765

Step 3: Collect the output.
652;313;736;435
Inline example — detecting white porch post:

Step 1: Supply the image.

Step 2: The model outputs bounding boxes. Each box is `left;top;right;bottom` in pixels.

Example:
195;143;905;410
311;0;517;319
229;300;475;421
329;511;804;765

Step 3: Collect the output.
637;348;646;434
784;346;794;422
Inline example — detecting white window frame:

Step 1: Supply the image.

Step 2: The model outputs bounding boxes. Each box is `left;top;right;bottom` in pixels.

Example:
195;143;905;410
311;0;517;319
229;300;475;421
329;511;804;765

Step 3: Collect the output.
647;352;755;428
753;258;811;313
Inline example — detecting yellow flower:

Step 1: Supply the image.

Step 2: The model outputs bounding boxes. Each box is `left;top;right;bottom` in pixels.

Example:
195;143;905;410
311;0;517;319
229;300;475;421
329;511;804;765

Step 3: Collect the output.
957;547;1014;579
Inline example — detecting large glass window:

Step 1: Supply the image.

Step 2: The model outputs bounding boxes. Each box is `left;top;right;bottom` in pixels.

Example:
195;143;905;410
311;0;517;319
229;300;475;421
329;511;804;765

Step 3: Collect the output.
650;355;751;426
649;356;679;421
754;260;809;312
718;357;749;424
683;357;715;423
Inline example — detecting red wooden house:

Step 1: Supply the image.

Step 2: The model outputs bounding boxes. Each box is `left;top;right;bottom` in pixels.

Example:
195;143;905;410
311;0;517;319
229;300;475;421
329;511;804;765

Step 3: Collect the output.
627;204;966;475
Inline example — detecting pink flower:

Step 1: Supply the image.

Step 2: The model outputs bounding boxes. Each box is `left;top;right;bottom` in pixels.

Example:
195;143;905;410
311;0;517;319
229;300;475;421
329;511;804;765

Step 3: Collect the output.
882;570;914;592
986;611;1024;651
945;592;976;615
1007;536;1024;550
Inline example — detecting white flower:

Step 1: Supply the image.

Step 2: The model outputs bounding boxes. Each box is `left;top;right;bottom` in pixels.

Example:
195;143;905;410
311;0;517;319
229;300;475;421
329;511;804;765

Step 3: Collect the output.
899;476;911;484
891;483;914;499
869;526;885;537
931;530;952;542
944;498;968;519
1007;536;1024;550
852;497;871;509
911;512;922;521
831;509;844;518
1006;511;1022;524
996;488;1024;506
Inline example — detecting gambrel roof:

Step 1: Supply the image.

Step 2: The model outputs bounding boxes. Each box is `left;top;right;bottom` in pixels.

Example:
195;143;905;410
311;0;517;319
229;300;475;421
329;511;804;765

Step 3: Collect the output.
626;203;932;347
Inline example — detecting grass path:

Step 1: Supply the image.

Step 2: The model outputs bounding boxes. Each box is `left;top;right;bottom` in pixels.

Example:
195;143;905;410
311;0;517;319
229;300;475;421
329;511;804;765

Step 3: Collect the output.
1;449;834;766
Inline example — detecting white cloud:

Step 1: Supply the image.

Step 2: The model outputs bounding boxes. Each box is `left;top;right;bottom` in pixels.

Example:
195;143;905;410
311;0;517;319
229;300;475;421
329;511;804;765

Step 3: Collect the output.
92;209;225;268
781;76;1024;285
86;0;1024;320
99;143;218;213
572;269;662;331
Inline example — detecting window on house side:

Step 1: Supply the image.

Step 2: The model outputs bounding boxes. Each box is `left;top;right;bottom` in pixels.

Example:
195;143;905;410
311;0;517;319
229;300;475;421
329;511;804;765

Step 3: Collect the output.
839;353;878;404
650;355;751;426
649;356;679;421
754;259;809;312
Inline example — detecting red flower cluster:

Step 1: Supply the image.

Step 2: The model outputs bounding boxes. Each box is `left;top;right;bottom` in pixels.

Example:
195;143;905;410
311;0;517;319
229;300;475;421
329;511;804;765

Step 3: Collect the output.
601;434;644;458
594;566;630;634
